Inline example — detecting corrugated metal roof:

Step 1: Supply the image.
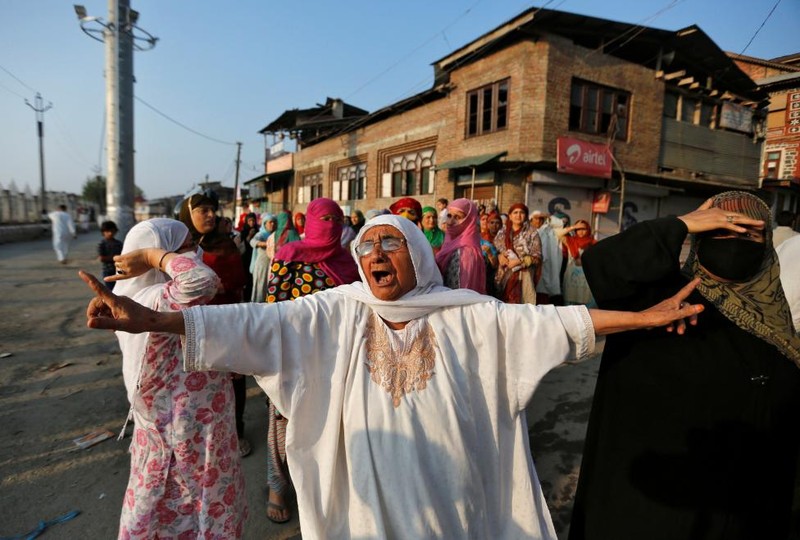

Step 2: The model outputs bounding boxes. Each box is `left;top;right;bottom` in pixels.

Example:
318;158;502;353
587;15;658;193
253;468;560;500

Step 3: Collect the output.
435;152;507;170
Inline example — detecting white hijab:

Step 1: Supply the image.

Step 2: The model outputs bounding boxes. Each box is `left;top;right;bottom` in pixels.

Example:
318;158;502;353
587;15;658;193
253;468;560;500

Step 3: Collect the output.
115;219;191;404
335;215;495;323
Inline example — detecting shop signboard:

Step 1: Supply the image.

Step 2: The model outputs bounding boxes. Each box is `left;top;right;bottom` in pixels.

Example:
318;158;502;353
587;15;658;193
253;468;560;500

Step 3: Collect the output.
557;137;612;179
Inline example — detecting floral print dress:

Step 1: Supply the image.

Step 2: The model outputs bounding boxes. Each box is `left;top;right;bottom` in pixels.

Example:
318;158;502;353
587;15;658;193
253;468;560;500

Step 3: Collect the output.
119;256;247;539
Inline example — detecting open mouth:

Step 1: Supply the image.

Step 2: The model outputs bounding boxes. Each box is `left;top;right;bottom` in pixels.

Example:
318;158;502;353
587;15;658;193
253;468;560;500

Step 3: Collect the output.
371;270;392;285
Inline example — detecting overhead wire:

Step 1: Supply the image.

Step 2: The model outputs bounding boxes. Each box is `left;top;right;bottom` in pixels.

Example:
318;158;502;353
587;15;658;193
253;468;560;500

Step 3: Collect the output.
322;0;561;142
51;108;95;168
0;63;37;93
738;0;781;56
134;95;237;146
0;80;27;100
583;0;685;59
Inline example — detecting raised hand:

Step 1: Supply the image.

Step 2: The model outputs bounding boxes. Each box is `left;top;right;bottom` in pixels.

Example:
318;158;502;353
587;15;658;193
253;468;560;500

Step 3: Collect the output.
104;248;158;283
678;198;764;236
80;270;162;333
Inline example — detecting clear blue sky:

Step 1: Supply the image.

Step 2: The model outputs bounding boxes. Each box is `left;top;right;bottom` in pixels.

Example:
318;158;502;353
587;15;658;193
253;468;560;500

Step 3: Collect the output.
1;0;798;200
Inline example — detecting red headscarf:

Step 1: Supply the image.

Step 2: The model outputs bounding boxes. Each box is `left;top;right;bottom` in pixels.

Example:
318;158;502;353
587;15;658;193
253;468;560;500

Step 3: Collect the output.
504;203;530;250
389;197;423;224
293;212;305;236
275;198;360;285
563;219;596;259
482;210;500;242
434;198;486;294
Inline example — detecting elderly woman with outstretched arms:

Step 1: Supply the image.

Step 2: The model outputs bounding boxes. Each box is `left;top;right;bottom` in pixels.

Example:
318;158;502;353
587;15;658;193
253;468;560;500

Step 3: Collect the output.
81;214;702;540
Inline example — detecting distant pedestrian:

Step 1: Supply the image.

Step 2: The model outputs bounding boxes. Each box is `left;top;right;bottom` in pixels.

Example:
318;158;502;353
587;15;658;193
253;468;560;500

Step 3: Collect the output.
494;203;542;304
48;204;76;264
390;197;423;226
435;198;486;294
97;221;123;290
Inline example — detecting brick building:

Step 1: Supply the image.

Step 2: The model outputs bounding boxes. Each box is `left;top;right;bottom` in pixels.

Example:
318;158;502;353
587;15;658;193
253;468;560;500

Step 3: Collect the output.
259;8;767;237
731;52;800;216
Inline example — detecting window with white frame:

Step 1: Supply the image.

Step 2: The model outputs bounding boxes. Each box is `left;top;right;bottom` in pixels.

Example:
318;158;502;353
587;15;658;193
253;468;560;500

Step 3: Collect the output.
466;79;509;138
333;163;366;201
380;149;435;197
569;79;630;140
764;150;781;179
297;171;323;204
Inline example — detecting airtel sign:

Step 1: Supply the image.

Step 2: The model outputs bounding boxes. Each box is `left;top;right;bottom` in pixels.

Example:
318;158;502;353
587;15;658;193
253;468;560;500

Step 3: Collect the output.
557;137;612;179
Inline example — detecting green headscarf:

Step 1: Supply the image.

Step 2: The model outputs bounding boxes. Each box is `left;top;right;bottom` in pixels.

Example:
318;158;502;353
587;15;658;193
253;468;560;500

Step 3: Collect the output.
273;210;301;250
422;206;445;249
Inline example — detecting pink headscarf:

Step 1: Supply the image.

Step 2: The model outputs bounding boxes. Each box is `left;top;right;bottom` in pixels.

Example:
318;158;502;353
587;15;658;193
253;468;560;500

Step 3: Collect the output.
435;198;486;294
274;198;360;286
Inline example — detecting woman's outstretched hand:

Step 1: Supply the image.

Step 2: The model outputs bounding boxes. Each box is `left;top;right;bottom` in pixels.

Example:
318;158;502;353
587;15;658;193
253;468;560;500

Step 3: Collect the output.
589;278;704;336
79;270;161;333
640;278;704;334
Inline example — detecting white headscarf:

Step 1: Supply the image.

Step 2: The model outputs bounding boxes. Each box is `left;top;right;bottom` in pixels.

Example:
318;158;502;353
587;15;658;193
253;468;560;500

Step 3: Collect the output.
335;215;495;323
115;219;191;404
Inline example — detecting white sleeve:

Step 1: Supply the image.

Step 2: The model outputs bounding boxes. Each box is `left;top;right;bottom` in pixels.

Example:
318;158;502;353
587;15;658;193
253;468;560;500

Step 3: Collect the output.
182;291;351;416
497;303;595;410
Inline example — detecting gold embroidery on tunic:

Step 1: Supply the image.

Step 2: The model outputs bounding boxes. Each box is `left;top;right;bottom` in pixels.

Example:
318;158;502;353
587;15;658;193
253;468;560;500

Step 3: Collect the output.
364;313;437;408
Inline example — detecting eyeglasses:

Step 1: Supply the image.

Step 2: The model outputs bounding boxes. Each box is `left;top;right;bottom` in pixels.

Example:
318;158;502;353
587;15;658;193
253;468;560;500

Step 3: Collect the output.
355;236;407;258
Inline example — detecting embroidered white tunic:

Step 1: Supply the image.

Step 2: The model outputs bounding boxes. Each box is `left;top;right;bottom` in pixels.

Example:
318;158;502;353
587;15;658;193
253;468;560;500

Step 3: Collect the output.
183;290;594;540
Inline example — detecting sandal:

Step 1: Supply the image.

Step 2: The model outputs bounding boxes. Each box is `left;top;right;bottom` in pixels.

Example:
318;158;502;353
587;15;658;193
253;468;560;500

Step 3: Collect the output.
267;501;291;524
238;437;252;458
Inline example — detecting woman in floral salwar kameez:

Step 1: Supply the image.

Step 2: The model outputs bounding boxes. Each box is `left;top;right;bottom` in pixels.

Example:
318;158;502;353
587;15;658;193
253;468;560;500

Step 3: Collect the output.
108;218;247;539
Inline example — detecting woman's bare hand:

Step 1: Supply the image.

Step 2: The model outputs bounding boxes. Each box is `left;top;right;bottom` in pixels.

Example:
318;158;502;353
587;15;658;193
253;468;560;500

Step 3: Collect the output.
640;278;704;334
80;270;161;333
590;279;705;336
677;198;764;235
104;248;159;282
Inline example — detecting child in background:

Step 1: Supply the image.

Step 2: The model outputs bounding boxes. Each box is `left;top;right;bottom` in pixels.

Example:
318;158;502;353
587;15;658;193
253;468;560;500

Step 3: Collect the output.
97;221;123;290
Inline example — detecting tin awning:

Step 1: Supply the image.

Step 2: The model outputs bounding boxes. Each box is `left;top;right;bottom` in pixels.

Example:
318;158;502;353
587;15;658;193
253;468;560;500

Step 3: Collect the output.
435;151;507;170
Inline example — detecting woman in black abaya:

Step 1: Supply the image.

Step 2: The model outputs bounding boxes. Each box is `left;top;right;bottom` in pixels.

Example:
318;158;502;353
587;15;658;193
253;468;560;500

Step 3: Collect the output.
570;191;800;540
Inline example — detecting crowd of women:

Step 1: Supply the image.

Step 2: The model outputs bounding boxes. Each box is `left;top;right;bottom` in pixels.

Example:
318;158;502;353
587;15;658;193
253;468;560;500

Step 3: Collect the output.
89;189;800;539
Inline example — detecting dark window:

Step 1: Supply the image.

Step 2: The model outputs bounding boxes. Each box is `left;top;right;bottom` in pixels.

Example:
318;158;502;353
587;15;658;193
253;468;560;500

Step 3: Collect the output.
388;149;435;197
764;151;781;179
300;172;322;203
681;97;698;123
348;166;365;200
568;80;630;140
664;92;679;118
466;79;510;137
699;102;716;127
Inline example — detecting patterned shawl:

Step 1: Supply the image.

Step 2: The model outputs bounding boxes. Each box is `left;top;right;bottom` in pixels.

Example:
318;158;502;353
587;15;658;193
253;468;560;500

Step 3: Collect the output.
681;190;800;367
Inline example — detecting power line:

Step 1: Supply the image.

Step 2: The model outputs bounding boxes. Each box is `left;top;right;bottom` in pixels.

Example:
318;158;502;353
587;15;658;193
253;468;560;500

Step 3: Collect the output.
739;0;782;56
0;80;27;100
344;0;487;102
134;95;237;146
0;63;37;93
584;0;685;59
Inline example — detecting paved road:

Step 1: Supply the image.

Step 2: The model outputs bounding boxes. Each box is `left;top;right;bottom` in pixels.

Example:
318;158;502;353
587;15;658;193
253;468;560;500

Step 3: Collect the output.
0;232;598;539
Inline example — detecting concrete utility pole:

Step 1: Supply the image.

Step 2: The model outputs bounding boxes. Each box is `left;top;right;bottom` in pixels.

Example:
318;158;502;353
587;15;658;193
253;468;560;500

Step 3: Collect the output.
74;1;157;237
233;141;242;219
25;92;52;216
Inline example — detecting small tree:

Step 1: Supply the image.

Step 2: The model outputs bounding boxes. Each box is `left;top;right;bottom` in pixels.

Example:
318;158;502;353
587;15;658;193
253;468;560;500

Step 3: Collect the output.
82;175;106;214
81;175;146;214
